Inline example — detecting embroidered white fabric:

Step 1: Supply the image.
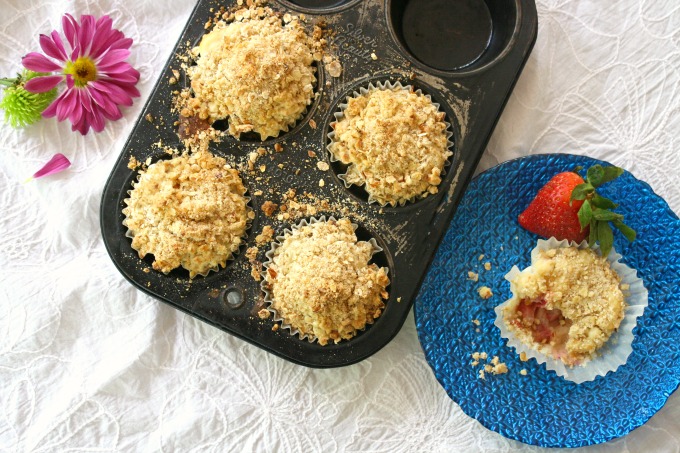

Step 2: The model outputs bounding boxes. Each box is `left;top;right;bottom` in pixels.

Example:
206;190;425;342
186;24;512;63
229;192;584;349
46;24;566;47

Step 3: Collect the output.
1;0;679;452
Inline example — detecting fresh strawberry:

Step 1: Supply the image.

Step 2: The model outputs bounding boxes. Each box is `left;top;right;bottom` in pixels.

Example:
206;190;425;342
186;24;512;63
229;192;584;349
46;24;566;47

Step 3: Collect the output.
518;164;637;257
518;171;589;243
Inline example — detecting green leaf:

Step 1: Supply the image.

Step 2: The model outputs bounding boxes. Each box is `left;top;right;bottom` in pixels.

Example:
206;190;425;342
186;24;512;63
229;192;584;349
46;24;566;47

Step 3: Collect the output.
570;183;594;202
598;221;614;257
572;165;584;174
577;200;593;230
591;194;618;210
589;220;599;246
592;209;624;222
600;166;624;185
587;165;605;187
613;220;636;242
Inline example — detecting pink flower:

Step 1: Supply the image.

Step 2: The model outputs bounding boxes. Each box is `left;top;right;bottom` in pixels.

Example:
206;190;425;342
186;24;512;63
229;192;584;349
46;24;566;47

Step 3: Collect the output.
21;14;140;135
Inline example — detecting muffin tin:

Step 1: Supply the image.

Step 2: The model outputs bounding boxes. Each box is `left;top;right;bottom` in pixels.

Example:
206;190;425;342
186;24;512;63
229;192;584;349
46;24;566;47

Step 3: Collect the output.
100;0;537;367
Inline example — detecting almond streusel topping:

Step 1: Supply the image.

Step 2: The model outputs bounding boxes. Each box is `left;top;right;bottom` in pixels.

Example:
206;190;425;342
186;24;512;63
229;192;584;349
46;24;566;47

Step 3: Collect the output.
123;151;249;278
189;9;319;139
504;246;625;364
329;87;450;206
265;218;389;345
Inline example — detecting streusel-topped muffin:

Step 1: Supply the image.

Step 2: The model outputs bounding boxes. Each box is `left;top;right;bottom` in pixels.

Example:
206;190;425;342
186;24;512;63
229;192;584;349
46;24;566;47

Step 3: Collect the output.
264;218;389;345
503;246;625;365
188;8;320;140
123;151;249;278
329;85;451;206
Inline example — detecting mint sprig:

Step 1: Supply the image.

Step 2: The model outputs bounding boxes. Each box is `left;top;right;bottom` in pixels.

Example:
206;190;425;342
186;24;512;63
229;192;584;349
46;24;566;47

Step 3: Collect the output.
570;164;636;257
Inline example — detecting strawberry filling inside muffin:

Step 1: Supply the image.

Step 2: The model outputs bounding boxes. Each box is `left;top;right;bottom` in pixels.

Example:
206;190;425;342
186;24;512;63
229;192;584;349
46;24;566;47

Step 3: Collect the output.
511;296;572;361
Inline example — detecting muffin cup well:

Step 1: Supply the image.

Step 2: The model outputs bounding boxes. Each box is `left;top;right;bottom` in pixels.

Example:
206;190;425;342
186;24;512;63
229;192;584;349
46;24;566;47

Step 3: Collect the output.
261;216;388;344
326;80;454;207
494;238;648;384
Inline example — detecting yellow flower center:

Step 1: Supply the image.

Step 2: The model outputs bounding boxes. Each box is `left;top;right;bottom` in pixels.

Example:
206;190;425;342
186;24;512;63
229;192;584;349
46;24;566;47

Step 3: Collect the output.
65;57;97;87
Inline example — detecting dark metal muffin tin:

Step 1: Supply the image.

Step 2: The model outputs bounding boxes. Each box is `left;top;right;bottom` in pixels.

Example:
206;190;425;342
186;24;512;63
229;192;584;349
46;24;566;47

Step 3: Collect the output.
100;0;537;367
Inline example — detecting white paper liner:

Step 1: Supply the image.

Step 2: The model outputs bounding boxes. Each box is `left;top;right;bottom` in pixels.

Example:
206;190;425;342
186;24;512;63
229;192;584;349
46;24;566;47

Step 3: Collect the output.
494;238;648;384
122;154;253;279
326;80;454;207
260;215;388;344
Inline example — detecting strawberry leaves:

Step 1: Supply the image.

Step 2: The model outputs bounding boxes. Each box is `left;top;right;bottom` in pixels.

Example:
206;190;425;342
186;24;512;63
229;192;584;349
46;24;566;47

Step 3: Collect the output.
569;164;635;256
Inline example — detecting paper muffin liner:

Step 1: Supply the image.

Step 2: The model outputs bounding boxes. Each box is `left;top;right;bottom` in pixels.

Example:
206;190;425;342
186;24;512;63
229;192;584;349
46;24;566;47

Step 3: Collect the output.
260;215;388;344
122;154;253;279
494;238;648;384
326;80;454;207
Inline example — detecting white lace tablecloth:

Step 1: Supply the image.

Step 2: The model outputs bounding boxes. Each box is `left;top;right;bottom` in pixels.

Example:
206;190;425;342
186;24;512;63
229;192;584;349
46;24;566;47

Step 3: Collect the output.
1;0;679;451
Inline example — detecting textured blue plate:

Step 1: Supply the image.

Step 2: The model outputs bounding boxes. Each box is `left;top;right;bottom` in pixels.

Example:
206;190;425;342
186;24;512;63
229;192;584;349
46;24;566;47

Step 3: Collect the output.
415;153;680;448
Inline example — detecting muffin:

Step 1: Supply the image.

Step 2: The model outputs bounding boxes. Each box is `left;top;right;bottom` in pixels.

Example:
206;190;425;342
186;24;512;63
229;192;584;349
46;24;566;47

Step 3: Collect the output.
123;150;250;278
188;8;320;140
502;245;625;366
328;82;451;206
263;218;390;345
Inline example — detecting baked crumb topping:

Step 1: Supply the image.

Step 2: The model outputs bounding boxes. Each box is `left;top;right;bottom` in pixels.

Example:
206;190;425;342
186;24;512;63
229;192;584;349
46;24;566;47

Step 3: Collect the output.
123;151;249;278
504;246;625;365
264;218;389;345
471;351;508;377
188;7;321;139
329;87;450;206
478;286;493;299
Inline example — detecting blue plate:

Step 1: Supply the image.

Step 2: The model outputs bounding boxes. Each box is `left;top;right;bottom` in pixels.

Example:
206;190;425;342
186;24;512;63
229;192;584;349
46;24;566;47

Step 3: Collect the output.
415;153;680;448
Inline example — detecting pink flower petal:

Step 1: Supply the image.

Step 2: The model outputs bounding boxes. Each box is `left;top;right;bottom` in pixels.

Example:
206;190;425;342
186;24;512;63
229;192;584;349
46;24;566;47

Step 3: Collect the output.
79;87;93;112
95;15;113;33
89;16;114;58
39;33;67;61
105;70;139;84
71;117;89;134
24;75;63;93
51;31;68;60
89;88;121;119
91;80;132;106
70;43;81;62
120;82;141;98
31;153;71;179
62;14;77;49
55;89;77;121
109;36;133;51
79;15;96;53
97;48;131;67
90;109;106;132
98;61;134;75
69;91;84;125
22;52;62;73
42;98;59;118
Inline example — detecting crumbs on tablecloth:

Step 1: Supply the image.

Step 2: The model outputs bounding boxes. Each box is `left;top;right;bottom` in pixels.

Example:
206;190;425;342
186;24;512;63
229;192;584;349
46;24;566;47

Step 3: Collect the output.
467;271;479;282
